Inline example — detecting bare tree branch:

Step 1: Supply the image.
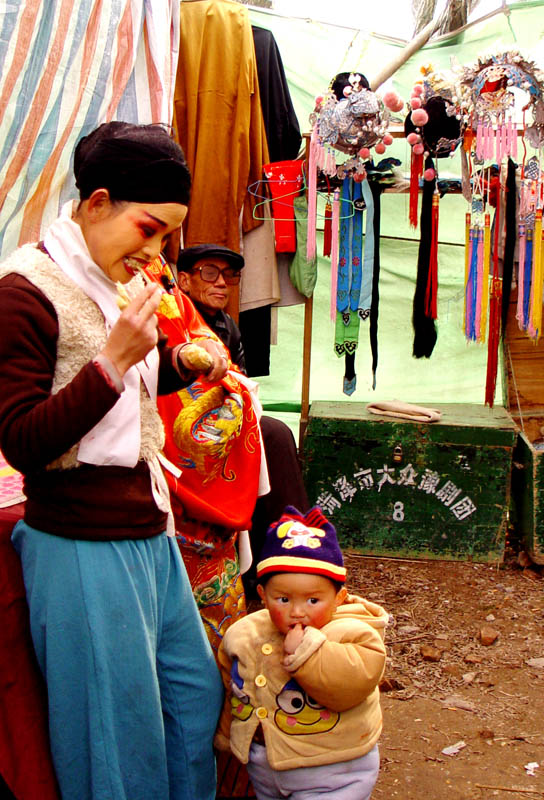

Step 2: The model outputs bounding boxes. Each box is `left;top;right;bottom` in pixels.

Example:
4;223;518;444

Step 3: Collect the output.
234;0;273;8
412;0;483;36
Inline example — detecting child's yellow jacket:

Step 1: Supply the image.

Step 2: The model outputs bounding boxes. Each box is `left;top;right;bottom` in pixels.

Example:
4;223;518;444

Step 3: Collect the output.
215;593;388;771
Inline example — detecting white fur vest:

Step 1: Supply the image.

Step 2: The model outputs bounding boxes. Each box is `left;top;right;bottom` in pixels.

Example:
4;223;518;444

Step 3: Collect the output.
0;244;164;470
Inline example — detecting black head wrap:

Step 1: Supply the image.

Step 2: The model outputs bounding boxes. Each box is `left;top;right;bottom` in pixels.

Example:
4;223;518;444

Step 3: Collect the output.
74;121;191;205
404;96;461;158
330;71;370;101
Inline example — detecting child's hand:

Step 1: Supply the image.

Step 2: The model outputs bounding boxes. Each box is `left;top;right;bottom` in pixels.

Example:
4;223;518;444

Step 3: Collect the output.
283;623;304;659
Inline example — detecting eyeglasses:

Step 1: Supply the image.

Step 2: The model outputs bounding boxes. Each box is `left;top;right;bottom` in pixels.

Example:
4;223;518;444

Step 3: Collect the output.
193;264;241;285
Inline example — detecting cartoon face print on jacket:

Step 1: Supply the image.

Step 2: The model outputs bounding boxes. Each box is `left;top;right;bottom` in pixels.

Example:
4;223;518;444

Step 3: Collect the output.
274;678;339;735
230;659;254;722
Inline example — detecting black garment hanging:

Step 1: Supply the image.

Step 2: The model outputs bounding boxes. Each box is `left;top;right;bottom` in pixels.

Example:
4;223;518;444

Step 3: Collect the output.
238;304;271;377
251;25;302;163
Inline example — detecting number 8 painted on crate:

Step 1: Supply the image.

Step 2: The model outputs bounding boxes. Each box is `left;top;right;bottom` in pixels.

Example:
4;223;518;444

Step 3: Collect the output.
393;502;404;522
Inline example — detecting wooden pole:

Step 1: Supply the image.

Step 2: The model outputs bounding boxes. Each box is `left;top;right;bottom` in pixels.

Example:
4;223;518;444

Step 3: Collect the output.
299;294;313;452
298;133;314;453
369;17;438;91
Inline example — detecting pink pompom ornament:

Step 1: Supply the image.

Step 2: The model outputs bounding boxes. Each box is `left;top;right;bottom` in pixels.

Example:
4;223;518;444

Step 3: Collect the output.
410;96;422;109
382;133;393;146
411;108;429;127
412;83;424;96
423;168;436;181
374;142;386;155
406;132;420;146
413;143;424;155
383;91;401;111
358;147;371;160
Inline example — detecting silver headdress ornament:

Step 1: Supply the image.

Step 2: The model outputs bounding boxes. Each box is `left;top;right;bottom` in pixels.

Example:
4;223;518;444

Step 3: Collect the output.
310;71;404;180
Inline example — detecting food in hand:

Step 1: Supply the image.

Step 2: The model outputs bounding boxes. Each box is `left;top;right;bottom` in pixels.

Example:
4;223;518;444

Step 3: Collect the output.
181;343;214;371
123;257;149;282
116;281;131;310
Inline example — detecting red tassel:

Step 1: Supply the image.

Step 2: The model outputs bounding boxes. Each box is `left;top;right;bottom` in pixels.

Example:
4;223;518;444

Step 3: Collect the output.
485;178;502;407
323;200;332;257
485;278;502;407
409;150;424;228
424;193;439;319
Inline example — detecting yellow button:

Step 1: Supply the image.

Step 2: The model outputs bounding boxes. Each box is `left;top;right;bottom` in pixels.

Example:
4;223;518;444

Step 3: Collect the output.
256;707;268;719
255;674;267;688
261;643;273;655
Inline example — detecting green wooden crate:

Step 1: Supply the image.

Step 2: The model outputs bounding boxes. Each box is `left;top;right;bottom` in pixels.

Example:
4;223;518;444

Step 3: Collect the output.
303;402;517;562
510;432;544;565
502;302;544;565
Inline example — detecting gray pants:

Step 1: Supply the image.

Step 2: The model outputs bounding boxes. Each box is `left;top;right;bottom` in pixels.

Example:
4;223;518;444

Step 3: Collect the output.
247;742;380;799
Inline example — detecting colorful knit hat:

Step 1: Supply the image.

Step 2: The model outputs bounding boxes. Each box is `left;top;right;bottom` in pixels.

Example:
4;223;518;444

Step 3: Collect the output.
256;505;346;583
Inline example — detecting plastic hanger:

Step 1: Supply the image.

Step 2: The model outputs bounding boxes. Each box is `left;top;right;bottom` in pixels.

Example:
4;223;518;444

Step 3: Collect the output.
248;175;356;222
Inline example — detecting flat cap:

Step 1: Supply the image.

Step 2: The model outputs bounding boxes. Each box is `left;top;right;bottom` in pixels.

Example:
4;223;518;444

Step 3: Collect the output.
177;244;244;272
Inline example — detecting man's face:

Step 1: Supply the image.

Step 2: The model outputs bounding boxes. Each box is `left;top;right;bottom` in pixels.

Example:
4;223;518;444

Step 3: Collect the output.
178;256;240;312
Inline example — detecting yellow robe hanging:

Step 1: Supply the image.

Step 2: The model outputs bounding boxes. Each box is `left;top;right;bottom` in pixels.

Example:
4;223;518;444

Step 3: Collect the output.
174;0;269;252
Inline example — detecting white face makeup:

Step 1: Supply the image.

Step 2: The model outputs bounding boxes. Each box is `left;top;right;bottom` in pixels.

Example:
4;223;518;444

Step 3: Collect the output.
78;194;187;283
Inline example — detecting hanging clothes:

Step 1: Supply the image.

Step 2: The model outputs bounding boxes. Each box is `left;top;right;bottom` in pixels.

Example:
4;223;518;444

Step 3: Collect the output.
174;0;269;251
334;176;377;395
238;305;272;378
335;179;363;394
251;25;302;163
288;195;318;298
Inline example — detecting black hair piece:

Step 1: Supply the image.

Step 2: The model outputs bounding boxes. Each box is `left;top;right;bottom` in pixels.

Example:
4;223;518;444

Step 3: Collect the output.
404;96;461;158
501;157;517;337
369;180;383;388
412;156;438;358
330;72;370;101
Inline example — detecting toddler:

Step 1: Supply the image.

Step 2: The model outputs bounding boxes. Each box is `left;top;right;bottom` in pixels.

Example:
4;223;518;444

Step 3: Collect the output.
215;505;388;799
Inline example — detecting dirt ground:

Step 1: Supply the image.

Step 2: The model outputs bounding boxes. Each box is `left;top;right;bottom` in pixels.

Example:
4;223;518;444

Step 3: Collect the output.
343;546;544;800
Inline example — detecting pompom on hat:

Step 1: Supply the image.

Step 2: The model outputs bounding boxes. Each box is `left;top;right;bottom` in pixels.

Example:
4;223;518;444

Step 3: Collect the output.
256;505;347;583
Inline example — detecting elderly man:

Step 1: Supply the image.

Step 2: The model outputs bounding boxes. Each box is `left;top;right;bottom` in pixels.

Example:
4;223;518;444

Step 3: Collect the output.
177;244;309;597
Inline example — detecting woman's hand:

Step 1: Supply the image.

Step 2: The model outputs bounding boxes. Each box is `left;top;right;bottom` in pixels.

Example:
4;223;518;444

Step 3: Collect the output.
101;283;162;376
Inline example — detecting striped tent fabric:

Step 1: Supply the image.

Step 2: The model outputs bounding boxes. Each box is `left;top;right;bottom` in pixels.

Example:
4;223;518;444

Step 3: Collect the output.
0;0;179;259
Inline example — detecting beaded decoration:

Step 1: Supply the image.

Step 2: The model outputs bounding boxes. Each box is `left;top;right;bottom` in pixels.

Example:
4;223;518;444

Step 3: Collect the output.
458;51;544;160
457;50;544;406
310;72;404;181
307;72;403;394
